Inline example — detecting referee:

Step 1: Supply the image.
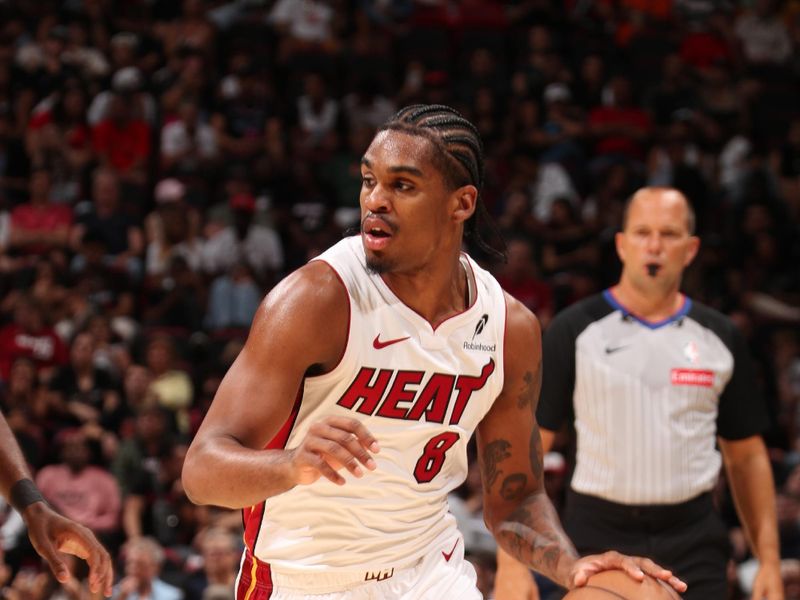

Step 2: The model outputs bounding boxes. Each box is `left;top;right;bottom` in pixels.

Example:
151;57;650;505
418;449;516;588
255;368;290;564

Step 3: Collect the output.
495;188;782;600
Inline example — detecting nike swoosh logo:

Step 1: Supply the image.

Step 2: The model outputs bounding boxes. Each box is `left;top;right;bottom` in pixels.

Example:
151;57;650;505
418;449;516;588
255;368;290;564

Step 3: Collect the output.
373;335;411;350
605;345;629;354
442;539;459;562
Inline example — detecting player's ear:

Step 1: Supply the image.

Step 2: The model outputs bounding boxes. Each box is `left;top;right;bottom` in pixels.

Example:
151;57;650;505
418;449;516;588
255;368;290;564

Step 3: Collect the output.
451;185;478;224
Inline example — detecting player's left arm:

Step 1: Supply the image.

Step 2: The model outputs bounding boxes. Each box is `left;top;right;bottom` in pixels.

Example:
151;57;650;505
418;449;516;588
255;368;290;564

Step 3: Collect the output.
719;435;784;600
480;295;686;593
477;294;578;588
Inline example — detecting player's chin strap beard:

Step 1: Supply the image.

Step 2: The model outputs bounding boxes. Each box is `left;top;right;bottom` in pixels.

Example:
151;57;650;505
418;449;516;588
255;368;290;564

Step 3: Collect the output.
460;255;474;309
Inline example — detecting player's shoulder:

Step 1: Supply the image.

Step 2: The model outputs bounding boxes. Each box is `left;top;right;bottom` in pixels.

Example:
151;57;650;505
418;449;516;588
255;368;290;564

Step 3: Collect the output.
257;260;349;327
503;291;542;345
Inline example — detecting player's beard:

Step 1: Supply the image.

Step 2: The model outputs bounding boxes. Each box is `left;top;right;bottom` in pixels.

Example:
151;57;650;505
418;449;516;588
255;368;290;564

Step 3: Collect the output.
365;254;393;274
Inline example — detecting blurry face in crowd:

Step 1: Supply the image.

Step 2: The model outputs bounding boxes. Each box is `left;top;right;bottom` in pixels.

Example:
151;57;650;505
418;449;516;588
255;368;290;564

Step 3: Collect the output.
505;239;534;276
108;94;132;122
179;100;199;127
146;338;174;374
15;302;44;331
70;332;95;369
61;434;90;472
359;130;474;275
202;533;238;577
29;170;51;202
136;408;166;441
93;170;119;212
125;546;158;581
63;87;86;119
124;364;153;404
9;358;37;395
615;189;699;297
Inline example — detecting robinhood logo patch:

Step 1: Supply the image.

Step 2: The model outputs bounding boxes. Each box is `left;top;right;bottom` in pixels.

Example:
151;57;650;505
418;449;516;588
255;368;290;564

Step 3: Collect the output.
472;314;488;339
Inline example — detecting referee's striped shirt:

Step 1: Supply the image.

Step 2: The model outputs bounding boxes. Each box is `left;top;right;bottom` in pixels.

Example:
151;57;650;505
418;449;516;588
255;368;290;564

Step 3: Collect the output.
537;290;769;505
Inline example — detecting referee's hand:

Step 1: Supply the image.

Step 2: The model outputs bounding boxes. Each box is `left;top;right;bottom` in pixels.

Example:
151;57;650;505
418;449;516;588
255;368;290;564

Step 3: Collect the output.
568;550;687;594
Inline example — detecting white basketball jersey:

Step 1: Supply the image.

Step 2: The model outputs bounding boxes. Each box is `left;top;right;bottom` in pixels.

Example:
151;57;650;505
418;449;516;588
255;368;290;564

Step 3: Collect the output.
246;236;507;571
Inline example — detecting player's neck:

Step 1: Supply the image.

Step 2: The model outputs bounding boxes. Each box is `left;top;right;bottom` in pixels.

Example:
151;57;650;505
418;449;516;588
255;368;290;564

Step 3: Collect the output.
381;256;470;327
610;281;684;322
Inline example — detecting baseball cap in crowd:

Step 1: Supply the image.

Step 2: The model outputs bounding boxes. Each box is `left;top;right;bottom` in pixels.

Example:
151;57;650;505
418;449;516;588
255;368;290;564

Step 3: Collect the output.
110;32;139;50
112;66;143;93
543;82;571;104
229;193;256;213
154;178;186;205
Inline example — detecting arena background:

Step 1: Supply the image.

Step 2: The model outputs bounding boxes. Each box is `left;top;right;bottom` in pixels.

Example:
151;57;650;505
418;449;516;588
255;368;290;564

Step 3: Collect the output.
0;1;798;598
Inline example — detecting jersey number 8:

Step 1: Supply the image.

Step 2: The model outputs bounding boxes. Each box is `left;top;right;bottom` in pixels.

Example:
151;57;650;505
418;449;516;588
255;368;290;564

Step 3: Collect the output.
413;432;460;483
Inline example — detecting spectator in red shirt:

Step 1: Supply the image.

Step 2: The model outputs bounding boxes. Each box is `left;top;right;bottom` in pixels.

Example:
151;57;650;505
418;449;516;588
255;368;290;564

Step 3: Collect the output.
588;75;653;161
92;91;150;186
7;168;73;256
0;298;68;382
679;14;736;72
495;237;554;328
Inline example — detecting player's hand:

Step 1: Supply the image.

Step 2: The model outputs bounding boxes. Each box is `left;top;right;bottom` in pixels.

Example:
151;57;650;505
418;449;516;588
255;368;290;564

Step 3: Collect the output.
22;502;114;597
568;551;687;594
288;416;380;486
751;560;784;600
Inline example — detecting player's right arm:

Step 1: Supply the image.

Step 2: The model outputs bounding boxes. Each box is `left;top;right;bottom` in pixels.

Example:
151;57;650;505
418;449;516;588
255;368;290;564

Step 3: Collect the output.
182;261;379;509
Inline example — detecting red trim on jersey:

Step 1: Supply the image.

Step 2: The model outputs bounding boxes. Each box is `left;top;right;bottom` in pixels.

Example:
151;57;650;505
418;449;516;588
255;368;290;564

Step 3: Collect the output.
242;387;304;552
310;259;351;375
237;551;273;600
502;289;510;384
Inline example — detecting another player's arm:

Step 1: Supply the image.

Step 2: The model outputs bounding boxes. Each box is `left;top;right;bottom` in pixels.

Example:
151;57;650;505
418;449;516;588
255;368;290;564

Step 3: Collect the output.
719;435;783;600
182;261;379;509
479;295;579;588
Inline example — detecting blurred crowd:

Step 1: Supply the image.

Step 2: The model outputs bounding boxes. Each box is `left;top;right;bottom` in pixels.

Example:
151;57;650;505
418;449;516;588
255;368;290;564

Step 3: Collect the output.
0;1;798;599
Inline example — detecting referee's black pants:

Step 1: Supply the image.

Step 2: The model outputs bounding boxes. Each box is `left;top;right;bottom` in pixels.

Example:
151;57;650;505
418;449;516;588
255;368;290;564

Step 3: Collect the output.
563;489;730;600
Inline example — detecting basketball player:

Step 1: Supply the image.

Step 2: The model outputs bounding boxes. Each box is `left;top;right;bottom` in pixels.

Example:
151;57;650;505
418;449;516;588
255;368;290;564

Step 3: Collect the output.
495;188;783;600
182;107;687;599
0;412;113;596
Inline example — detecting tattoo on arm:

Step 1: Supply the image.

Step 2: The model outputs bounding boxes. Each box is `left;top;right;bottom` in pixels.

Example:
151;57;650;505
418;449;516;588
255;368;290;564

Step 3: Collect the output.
497;495;578;587
517;369;540;410
481;439;511;489
496;361;574;584
524;362;544;482
529;421;543;484
500;473;527;501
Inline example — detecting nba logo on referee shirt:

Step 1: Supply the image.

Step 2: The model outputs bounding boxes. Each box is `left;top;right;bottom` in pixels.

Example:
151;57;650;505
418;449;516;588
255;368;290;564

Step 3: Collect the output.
683;341;699;364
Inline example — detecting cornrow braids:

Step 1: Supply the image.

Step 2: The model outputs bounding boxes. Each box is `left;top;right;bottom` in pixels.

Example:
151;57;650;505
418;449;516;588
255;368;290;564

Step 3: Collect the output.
380;104;507;262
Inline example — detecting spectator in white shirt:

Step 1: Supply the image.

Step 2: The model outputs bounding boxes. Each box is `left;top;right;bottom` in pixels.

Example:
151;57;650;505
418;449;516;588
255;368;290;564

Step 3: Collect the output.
160;97;218;177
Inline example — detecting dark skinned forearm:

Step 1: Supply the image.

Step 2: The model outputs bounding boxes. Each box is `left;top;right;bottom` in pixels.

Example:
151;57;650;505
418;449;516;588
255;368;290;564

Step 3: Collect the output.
481;363;579;588
485;423;578;587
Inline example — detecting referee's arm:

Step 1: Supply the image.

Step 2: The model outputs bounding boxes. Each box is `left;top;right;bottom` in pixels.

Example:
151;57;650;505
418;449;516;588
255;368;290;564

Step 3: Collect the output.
716;325;783;600
719;436;782;599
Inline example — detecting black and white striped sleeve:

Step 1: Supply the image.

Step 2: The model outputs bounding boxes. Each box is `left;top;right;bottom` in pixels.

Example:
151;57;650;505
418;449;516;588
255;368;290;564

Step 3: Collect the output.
536;307;579;431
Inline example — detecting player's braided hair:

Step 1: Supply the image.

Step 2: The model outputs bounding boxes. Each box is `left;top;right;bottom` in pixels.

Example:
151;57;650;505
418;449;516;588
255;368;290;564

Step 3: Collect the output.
380;104;506;262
